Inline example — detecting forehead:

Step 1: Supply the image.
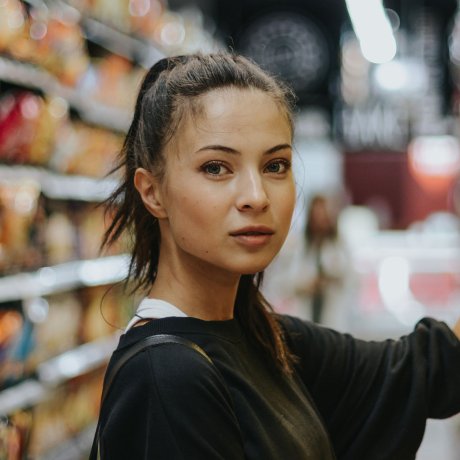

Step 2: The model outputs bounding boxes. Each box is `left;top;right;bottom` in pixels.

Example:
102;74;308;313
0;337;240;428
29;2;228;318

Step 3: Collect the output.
195;87;287;124
172;87;292;146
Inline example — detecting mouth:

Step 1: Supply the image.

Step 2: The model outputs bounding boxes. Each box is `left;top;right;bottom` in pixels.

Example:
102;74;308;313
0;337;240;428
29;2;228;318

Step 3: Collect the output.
229;227;275;248
229;227;275;236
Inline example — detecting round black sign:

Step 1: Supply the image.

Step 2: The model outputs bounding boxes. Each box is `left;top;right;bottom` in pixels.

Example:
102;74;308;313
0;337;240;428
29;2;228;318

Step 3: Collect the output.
238;12;330;93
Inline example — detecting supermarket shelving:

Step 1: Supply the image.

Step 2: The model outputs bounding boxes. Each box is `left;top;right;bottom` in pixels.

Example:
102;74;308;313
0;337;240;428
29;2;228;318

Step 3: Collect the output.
0;56;132;132
0;254;130;303
0;333;120;416
0;165;118;202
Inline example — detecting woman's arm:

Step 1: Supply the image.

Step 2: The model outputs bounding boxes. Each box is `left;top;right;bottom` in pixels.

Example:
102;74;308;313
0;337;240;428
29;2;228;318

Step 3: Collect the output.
281;315;460;460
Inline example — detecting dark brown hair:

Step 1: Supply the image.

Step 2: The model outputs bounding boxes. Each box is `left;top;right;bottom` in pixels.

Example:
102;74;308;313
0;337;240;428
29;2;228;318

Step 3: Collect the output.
102;53;297;373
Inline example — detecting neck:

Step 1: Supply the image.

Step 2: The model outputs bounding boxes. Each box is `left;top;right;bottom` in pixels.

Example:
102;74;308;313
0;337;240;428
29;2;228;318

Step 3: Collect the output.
149;250;240;321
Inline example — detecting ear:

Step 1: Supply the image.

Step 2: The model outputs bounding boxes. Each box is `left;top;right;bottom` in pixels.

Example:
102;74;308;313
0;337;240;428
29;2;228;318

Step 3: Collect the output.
134;168;168;218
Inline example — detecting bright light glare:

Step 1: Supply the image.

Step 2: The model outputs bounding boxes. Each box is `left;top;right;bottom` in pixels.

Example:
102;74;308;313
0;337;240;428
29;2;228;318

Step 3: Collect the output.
346;0;397;63
409;136;460;176
78;256;129;286
378;256;425;325
38;267;57;287
24;297;49;323
374;60;428;93
378;256;410;306
374;60;407;91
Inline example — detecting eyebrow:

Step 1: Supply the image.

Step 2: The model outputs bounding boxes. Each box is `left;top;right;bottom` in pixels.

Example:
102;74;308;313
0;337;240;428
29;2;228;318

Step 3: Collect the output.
195;143;292;155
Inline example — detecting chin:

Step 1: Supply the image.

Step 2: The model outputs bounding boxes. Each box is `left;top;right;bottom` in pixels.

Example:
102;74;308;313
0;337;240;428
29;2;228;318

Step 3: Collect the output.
238;262;271;275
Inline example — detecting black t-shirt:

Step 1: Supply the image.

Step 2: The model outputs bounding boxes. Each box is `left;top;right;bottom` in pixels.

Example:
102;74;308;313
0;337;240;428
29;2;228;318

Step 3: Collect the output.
91;315;460;460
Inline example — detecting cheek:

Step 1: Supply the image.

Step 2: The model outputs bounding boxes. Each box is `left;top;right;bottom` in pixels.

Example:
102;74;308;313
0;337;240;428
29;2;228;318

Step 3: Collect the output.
276;184;296;220
168;192;223;242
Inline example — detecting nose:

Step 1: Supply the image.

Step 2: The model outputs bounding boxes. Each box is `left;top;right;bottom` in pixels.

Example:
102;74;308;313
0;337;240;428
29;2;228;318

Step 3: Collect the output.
236;169;270;212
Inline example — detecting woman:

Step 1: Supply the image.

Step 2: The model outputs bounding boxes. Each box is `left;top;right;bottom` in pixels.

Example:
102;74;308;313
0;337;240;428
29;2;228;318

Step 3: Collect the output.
90;53;460;460
294;194;351;327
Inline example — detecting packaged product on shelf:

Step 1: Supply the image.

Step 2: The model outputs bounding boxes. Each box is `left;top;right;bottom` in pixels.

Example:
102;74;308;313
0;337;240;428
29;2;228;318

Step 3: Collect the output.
128;0;165;38
65;0;167;38
0;302;31;389
43;201;124;265
0;2;90;86
50;119;123;177
0;90;67;166
77;54;145;111
71;204;108;260
24;292;82;369
23;5;89;86
78;284;133;343
44;210;77;265
0;180;44;274
28;368;104;458
0;409;34;460
30;11;90;86
89;0;132;33
0;0;27;54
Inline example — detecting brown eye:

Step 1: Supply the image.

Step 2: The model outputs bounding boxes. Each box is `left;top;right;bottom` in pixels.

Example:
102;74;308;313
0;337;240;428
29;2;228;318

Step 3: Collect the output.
201;161;230;176
205;163;222;175
265;160;290;174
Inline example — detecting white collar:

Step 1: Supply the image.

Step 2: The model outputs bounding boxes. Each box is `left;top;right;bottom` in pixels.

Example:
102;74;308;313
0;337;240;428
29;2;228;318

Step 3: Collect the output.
125;298;188;332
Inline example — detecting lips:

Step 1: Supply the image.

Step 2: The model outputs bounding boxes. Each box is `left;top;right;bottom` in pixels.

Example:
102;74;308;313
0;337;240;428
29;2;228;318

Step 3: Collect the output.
229;226;275;236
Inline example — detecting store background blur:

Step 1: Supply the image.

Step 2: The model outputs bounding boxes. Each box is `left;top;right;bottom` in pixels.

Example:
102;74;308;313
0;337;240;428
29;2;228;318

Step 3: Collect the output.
0;0;459;458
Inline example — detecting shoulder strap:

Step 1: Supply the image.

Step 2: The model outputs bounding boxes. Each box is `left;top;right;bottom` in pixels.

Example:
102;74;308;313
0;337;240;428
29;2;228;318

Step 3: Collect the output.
95;333;214;460
101;334;213;403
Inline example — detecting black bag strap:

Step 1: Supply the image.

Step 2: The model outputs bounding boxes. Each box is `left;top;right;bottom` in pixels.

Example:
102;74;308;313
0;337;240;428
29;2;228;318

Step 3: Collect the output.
95;334;214;459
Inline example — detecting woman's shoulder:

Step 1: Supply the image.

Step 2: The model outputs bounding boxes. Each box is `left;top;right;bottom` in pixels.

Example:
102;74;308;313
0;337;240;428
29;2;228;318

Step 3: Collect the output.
275;313;329;338
112;332;218;384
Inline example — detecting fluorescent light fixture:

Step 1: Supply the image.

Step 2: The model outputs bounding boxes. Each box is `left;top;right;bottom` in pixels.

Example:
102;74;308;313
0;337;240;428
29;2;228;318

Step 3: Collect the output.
345;0;397;63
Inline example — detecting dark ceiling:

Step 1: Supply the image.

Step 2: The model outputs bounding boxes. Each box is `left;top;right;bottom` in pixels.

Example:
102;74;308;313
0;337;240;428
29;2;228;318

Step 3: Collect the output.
167;0;458;111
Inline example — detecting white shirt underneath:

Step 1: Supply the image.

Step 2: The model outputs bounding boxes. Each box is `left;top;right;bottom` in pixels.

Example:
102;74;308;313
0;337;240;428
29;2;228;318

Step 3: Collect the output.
125;298;188;332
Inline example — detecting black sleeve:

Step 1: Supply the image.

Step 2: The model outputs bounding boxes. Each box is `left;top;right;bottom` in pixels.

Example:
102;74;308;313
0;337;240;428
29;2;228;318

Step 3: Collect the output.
281;316;460;460
97;343;245;460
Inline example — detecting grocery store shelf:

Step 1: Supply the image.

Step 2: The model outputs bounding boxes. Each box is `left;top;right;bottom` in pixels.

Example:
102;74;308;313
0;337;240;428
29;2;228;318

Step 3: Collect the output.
0;333;119;415
38;334;119;386
0;254;130;302
0;165;118;202
41;421;97;460
0;57;132;132
0;380;46;416
82;17;165;68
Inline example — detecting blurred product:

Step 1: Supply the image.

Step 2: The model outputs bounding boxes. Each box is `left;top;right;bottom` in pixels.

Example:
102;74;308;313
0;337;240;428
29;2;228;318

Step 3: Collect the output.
0;91;65;166
28;369;104;457
50;120;123;177
0;1;90;86
79;285;132;343
78;54;145;111
0;409;33;460
25;293;82;368
0;303;27;389
67;0;166;37
0;0;27;54
0;180;43;274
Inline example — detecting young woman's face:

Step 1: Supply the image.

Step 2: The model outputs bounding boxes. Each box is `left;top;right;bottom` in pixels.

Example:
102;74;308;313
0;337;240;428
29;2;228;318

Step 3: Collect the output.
158;87;296;277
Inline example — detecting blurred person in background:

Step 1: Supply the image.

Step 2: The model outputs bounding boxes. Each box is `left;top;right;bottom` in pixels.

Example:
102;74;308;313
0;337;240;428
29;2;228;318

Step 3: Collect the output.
293;193;351;327
91;52;460;460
